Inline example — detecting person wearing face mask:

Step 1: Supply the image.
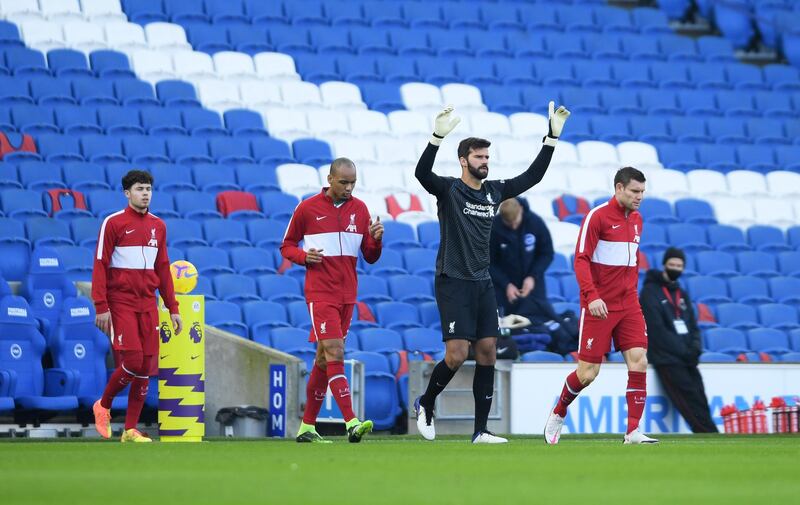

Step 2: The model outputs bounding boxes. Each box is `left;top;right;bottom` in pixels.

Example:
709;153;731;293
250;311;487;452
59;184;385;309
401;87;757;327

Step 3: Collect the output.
640;247;718;433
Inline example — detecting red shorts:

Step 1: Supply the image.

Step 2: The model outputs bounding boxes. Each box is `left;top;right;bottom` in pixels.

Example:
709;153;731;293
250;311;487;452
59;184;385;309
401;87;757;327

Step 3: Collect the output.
110;306;159;355
307;302;354;342
577;307;648;364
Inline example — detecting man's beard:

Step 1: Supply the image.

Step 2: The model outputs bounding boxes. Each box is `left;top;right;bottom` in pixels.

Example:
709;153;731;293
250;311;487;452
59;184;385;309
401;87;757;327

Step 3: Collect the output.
467;162;488;180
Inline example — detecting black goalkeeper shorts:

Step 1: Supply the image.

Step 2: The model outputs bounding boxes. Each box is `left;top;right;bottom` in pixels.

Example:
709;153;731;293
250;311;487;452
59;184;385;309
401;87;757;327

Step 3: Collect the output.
434;275;500;342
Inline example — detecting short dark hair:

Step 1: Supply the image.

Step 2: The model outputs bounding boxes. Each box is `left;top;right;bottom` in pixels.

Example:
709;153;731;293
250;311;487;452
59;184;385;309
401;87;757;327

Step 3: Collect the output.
122;170;153;190
662;247;686;265
457;137;491;160
613;166;646;188
329;157;355;175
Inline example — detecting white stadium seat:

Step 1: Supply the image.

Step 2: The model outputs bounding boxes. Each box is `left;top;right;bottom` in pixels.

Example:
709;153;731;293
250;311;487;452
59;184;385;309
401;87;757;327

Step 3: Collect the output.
253;52;300;81
213;51;258;81
0;0;43;21
577;141;620;170
354;191;391;220
524;169;568;200
494;139;533;165
348;110;392;139
239;81;281;107
196;80;242;111
80;0;127;22
144;22;191;50
566;169;614;200
523;195;558;222
319;81;366;110
358;165;407;192
646;169;690;200
400;83;442;111
261;107;309;141
40;0;83;21
374;139;419;165
173;51;217;79
388;110;431;136
396;211;438;229
753;198;796;230
616;141;663;171
333;138;377;164
466;112;512;140
276;164;321;198
104;22;148;51
19;21;64;51
726;170;769;197
63;21;106;52
130;49;176;82
306;109;350;137
550;141;581;170
766;171;800;197
440;83;487;113
509;112;548;139
279;81;324;110
548;221;581;256
710;197;757;229
686;169;729;198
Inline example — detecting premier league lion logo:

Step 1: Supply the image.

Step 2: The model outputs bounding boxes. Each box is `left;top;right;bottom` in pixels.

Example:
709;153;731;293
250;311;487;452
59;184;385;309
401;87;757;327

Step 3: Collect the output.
189;322;203;344
159;321;172;344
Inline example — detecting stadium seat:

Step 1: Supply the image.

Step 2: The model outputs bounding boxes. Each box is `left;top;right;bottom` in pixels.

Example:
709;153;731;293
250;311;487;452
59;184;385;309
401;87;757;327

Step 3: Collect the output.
213;273;261;305
699;351;736;362
686;276;731;304
758;303;800;331
375;302;421;331
674;198;716;225
257;274;304;304
205;300;248;337
748;328;791;355
403;328;443;354
769;277;800;305
53;245;92;282
738;251;780;278
0;295;78;412
715;303;760;330
707;224;750;252
638;198;677;225
388;274;435;304
347;350;400;431
705;327;750;354
185;246;233;277
358;328;404;354
728;276;773;305
669;224;712;254
521;351;565;362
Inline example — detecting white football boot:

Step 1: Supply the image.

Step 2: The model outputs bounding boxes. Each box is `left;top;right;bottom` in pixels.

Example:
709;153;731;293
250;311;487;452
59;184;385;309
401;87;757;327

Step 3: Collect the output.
414;396;435;441
472;431;508;444
623;428;659;444
544;411;565;445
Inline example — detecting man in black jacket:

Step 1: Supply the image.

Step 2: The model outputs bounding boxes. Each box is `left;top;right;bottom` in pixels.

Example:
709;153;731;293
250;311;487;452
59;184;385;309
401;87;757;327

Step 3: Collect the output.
640;247;718;433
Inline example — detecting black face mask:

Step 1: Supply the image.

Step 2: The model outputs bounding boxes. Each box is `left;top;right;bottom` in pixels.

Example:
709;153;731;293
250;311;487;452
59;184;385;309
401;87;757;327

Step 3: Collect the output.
665;268;682;281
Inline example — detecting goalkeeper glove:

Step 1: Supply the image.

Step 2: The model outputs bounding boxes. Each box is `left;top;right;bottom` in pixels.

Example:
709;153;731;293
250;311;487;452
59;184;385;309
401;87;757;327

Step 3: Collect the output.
430;105;461;146
544;100;570;146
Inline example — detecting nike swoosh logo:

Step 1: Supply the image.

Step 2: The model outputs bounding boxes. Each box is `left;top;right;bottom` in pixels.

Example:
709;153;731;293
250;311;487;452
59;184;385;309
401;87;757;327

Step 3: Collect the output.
612;225;621;229
316;216;327;221
160;355;168;359
125;230;135;234
191;355;200;360
497;347;508;354
485;395;493;400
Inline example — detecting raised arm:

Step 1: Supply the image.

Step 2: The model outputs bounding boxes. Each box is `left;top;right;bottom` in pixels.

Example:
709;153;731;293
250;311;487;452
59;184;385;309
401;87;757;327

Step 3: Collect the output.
415;106;461;197
500;101;571;200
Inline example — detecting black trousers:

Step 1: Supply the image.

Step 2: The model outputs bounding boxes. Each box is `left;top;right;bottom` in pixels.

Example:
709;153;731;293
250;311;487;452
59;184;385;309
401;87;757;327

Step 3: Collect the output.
655;365;719;433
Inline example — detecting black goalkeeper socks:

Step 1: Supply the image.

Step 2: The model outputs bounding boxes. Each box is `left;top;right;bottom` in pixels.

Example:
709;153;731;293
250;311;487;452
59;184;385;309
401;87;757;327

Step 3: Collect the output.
420;360;457;410
473;364;495;434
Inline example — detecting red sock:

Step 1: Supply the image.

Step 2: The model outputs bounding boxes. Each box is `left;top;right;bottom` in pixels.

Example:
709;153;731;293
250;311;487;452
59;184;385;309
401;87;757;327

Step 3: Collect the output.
124;376;149;430
626;371;647;434
326;361;355;422
100;365;136;409
302;364;328;425
553;371;586;417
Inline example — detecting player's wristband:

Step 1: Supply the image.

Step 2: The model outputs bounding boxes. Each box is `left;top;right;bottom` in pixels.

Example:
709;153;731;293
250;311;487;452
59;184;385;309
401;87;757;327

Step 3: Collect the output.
543;135;558;147
429;133;444;146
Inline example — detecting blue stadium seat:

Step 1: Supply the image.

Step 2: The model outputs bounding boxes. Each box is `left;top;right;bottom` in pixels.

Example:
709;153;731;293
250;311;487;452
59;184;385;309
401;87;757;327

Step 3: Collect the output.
698;351;736;362
251;138;295;167
357;275;392;304
363;248;407;277
678;89;721;117
779;251;800;276
5;48;50;76
746;118;790;146
696;144;739;172
736;145;779;173
174;191;222;219
638;198;677;224
185;245;234;277
16;160;64;190
689;62;730;90
715;303;760;330
164;0;208;24
629;116;672;143
271;328;313;354
748;328;791;355
156;80;202;108
660;35;702;62
142;107;186;136
376;301;421;331
243;219;284;249
193;163;240;192
284;0;327;27
162;217;205;249
714;0;755;49
287;300;312;329
674;198;716;225
90;50;136;80
358;328;404;354
213;273;261;305
19;246;78;340
37;134;84;163
54;105;101;135
403;248;436;277
705;327;750;354
81;135;127;164
228;25;272;55
697;36;737;62
562;87;604;115
737;251;780;278
205;300;248;337
27;78;73;107
403;328;443;354
123;0;168;23
769;277;800;305
0;296;79;412
381;221;419;251
521;351;565;362
728;275;773;305
418;301;439;329
230;246;276;276
747;225;791;253
258;192;298;220
69;216;100;248
11;105;59;135
758;303;800;331
762;64;800;92
388;274;435;304
242;300;289;345
601;89;645;116
87;189;126;218
53;245;93;282
223;109;268;138
26;218;74;248
546;276;565;303
204;218;250;249
650;61;692;89
1;189;48;219
0;76;34;105
686;276;731;304
695;250;738;278
182;108;227;137
292;139;332;166
707;224;750;252
257;274;304;303
668;223;712;253
595;6;637;34
97;107;144;136
0;20;23;48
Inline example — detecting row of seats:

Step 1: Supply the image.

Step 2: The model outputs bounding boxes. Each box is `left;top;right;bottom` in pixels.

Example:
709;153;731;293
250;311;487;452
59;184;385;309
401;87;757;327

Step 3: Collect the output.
687;275;800;306
641;223;800;254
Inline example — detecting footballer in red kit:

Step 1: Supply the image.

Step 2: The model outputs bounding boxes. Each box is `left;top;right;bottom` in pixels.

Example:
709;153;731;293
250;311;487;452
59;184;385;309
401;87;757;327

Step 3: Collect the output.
91;170;181;443
544;167;659;445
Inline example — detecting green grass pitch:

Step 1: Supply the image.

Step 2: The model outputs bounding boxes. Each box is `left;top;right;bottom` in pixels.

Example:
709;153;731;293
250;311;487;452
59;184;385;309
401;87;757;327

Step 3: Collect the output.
1;435;798;504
